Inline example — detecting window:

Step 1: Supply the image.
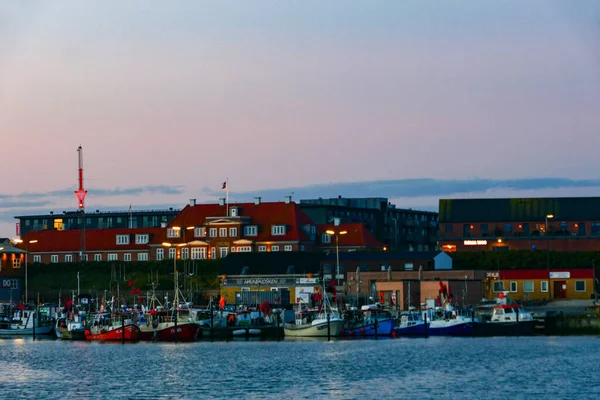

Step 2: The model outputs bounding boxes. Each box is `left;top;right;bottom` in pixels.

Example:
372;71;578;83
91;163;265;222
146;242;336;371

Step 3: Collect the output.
135;234;149;244
284;245;293;251
94;254;102;262
575;281;586;292
244;226;258;236
156;248;164;261
209;228;217;238
404;263;414;271
493;281;505;292
445;224;453;233
230;247;235;253
523;281;534;293
271;225;286;236
13;258;21;268
510;281;518;292
181;248;189;260
271;245;280;252
169;248;176;259
65;255;73;263
51;255;58;263
138;253;149;261
33;255;41;263
463;224;471;237
124;253;131;262
167;228;181;238
191;247;207;260
311;225;316;235
237;246;252;252
219;228;228;237
504;224;512;234
578;222;586;236
195;227;206;237
219;247;228;258
592;222;600;236
321;233;331;244
229;227;237;237
481;224;488;236
210;247;216;259
116;235;130;245
108;254;118;261
323;264;332;274
6;279;17;289
258;245;267;252
541;281;548;292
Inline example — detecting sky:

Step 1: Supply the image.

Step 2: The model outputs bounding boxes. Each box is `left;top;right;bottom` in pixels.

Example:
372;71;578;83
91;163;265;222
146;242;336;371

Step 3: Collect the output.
1;1;600;237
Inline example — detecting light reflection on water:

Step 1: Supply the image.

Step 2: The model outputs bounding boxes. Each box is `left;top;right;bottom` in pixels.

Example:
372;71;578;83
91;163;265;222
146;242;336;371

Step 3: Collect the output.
0;337;599;399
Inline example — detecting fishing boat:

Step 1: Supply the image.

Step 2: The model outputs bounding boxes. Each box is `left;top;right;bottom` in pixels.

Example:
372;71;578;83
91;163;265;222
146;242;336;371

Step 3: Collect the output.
424;307;477;337
343;304;395;336
393;311;428;337
0;303;55;337
85;313;141;341
283;285;344;338
473;304;537;336
55;314;86;340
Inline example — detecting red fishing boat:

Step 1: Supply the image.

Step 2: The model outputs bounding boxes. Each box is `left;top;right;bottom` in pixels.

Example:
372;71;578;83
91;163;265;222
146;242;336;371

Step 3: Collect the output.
138;309;200;342
85;313;141;341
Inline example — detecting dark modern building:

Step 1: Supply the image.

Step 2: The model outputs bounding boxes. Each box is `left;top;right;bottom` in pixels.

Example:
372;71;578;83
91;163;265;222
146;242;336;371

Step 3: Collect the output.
15;208;180;237
299;196;438;251
438;197;600;252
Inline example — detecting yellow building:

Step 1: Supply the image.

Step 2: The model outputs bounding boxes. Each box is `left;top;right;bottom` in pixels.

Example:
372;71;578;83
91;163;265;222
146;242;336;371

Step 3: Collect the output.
485;269;594;301
220;275;321;306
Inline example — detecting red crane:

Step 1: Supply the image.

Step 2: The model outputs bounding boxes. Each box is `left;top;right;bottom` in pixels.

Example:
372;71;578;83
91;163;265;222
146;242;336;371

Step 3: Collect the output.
75;145;87;209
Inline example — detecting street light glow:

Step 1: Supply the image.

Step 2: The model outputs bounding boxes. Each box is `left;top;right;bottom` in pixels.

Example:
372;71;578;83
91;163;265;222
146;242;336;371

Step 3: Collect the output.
339;231;347;235
29;240;38;244
546;214;554;219
326;230;335;235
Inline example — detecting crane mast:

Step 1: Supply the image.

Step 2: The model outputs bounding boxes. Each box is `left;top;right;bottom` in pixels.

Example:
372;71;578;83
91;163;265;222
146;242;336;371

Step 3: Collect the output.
75;146;87;261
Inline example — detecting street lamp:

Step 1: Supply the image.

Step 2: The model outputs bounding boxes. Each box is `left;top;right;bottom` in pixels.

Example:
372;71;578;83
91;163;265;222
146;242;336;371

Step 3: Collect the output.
162;242;186;312
13;239;38;304
326;229;347;289
545;214;554;235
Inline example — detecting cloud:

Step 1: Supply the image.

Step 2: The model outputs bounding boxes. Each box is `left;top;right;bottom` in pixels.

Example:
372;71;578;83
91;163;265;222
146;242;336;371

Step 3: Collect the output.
6;185;185;202
221;178;600;201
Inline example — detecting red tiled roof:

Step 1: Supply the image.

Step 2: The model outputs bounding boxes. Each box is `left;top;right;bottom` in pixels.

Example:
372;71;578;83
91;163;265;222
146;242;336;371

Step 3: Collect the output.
152;201;314;244
316;223;382;248
18;228;164;252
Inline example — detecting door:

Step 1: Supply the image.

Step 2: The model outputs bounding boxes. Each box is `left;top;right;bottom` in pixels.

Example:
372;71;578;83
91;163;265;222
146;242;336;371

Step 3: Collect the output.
554;281;567;299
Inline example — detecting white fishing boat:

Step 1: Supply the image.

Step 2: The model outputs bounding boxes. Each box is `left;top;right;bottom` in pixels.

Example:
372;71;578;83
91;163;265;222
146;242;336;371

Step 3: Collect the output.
283;285;343;338
0;304;55;337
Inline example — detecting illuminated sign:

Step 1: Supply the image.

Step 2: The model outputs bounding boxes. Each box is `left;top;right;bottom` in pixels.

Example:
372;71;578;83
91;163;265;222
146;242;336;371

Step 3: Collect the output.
486;272;499;278
549;272;570;279
464;240;488;246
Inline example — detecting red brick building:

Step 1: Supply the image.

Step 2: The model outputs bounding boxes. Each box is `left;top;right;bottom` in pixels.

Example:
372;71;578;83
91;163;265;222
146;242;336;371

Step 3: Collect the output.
438;197;600;252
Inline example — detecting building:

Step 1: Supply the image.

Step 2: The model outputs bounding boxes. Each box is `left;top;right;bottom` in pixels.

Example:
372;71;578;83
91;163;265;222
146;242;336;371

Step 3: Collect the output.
485;269;595;301
17;228;164;263
152;196;317;261
0;239;26;302
218;252;323;305
316;222;383;252
15;208;180;237
439;197;600;252
300;196;439;251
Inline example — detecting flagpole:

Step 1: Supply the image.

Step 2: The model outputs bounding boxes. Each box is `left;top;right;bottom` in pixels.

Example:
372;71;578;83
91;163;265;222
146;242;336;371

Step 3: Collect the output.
226;178;229;216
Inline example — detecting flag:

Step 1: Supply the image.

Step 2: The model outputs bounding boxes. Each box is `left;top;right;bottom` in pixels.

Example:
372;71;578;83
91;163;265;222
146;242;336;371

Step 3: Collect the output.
219;297;226;309
221;181;227;190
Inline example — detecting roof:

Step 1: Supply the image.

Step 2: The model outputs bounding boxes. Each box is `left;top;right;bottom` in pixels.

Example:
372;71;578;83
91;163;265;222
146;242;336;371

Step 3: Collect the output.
219;252;324;275
15;209;180;219
0;242;27;254
17;228;164;252
322;251;445;262
316;223;382;248
499;269;593;279
439;197;600;223
154;201;314;244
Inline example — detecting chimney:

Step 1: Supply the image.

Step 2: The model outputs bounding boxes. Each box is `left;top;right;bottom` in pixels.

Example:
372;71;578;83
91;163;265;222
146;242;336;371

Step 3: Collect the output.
189;199;196;206
218;198;226;206
284;195;292;204
161;222;167;228
254;197;261;205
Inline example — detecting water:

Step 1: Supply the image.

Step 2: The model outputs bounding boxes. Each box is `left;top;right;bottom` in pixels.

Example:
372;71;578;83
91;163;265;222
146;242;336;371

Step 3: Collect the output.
1;336;599;399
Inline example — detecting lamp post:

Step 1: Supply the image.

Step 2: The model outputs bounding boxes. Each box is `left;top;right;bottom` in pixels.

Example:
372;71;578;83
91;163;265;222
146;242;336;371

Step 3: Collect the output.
13;239;38;305
162;241;186;312
545;214;554;236
545;214;554;300
326;229;347;289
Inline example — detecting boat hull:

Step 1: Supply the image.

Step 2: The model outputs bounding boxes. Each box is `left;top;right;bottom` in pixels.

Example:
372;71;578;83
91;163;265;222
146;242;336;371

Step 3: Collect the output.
393;323;427;337
139;322;200;342
0;324;54;337
284;320;344;338
344;318;395;336
473;320;537;337
85;324;141;341
56;327;87;340
428;321;474;337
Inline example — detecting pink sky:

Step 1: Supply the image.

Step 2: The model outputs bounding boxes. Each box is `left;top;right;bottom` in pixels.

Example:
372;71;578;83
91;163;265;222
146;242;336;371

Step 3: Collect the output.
2;1;600;237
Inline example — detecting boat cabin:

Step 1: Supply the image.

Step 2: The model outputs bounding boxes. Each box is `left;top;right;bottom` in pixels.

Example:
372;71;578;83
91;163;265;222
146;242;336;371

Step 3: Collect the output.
490;304;533;323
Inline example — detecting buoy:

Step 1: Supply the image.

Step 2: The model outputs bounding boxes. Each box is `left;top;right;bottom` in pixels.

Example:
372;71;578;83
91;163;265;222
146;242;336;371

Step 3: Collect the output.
360;327;365;333
391;331;397;338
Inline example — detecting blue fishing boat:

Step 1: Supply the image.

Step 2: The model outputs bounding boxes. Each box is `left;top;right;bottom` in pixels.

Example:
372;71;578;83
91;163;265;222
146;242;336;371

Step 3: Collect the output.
342;304;395;336
393;312;427;337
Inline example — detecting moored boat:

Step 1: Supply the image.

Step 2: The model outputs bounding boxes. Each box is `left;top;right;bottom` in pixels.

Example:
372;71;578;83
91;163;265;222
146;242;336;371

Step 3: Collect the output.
343;304;395;336
0;303;55;337
55;316;86;340
393;312;427;337
85;313;140;341
284;285;344;338
474;304;537;337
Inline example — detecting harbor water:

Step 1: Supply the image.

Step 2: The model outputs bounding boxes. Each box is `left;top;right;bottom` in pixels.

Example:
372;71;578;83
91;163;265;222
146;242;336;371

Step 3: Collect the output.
1;336;599;399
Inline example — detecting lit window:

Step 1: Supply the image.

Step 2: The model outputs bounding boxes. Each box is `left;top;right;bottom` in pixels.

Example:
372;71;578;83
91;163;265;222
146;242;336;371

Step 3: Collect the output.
209;228;217;238
116;235;130;245
13;258;21;269
229;227;238;237
404;263;414;271
135;234;149;244
271;225;286;236
219;228;227;237
219;247;228;258
191;248;207;260
167;228;181;238
237;246;252;252
195;227;206;237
